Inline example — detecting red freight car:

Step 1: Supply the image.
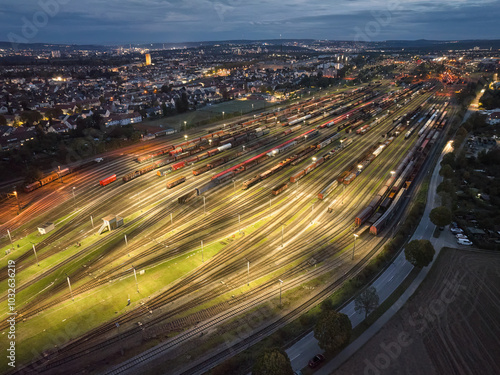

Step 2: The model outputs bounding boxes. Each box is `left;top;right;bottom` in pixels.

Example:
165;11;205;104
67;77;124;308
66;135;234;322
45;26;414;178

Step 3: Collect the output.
100;174;117;186
172;161;186;171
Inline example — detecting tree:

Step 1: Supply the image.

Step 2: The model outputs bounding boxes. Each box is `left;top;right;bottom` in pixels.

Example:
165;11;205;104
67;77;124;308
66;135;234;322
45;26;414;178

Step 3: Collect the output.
175;91;189;113
354;286;379;319
314;310;352;353
404;239;435;268
20;110;42;126
429;206;452;227
161;103;168;117
437;180;455;195
439;164;454;179
441;153;456;168
252;348;293;375
0;114;6;126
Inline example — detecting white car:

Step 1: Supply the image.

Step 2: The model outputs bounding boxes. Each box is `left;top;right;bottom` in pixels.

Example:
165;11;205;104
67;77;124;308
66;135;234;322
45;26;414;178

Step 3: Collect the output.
456;234;468;240
95;157;104;163
450;227;464;234
457;238;473;246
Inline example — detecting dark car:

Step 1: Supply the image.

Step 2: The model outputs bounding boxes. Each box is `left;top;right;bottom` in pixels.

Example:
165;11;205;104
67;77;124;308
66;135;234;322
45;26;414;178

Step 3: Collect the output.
308;354;325;368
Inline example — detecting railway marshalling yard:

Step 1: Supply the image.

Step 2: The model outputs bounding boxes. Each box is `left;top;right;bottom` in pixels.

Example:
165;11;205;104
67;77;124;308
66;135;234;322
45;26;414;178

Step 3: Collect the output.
1;79;456;375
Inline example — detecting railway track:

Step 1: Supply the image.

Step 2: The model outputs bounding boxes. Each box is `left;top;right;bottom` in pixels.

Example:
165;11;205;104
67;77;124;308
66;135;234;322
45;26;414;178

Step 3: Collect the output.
4;83;446;375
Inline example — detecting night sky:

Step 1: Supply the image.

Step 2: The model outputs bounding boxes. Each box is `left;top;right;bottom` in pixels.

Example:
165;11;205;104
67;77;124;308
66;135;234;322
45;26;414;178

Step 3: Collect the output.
1;0;499;45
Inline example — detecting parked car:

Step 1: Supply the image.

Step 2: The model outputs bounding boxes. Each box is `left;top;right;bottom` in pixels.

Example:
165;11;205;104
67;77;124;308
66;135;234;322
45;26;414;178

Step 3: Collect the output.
457;238;473;246
293;371;303;375
450;227;464;234
456;234;468;239
308;354;325;368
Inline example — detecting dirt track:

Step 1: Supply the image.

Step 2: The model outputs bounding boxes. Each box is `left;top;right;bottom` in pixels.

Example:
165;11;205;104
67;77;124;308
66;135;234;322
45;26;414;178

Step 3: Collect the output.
336;247;500;375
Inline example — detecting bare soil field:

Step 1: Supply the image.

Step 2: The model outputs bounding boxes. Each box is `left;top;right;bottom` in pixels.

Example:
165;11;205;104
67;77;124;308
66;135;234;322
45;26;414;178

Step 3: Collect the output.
336;247;500;375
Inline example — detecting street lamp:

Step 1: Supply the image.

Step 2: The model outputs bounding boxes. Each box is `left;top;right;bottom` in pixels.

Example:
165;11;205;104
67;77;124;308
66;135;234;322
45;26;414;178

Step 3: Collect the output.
312;157;317;162
72;187;76;208
65;273;74;301
32;244;39;266
390;170;395;178
12;191;20;215
222;111;225;119
353;234;359;260
184;134;188;140
132;265;139;293
183;121;187;132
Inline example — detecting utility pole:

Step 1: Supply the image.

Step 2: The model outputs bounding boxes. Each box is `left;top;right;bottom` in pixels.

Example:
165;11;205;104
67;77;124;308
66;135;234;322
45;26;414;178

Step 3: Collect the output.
203;196;206;215
90;215;94;229
66;273;74;301
72;187;76;209
32;244;39;266
170;212;173;225
232;179;236;192
124;234;128;246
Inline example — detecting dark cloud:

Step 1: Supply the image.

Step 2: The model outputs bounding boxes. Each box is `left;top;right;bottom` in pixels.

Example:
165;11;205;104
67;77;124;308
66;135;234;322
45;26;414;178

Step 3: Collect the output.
0;0;498;44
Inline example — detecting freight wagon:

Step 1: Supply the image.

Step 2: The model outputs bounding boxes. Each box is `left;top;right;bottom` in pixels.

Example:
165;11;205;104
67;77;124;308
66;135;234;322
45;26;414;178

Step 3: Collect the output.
178;190;197;204
242;175;261;189
157;168;172;176
272;183;288;196
172;161;186;171
100;174;117;186
193;165;211;176
166;176;186;189
318;180;338;200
